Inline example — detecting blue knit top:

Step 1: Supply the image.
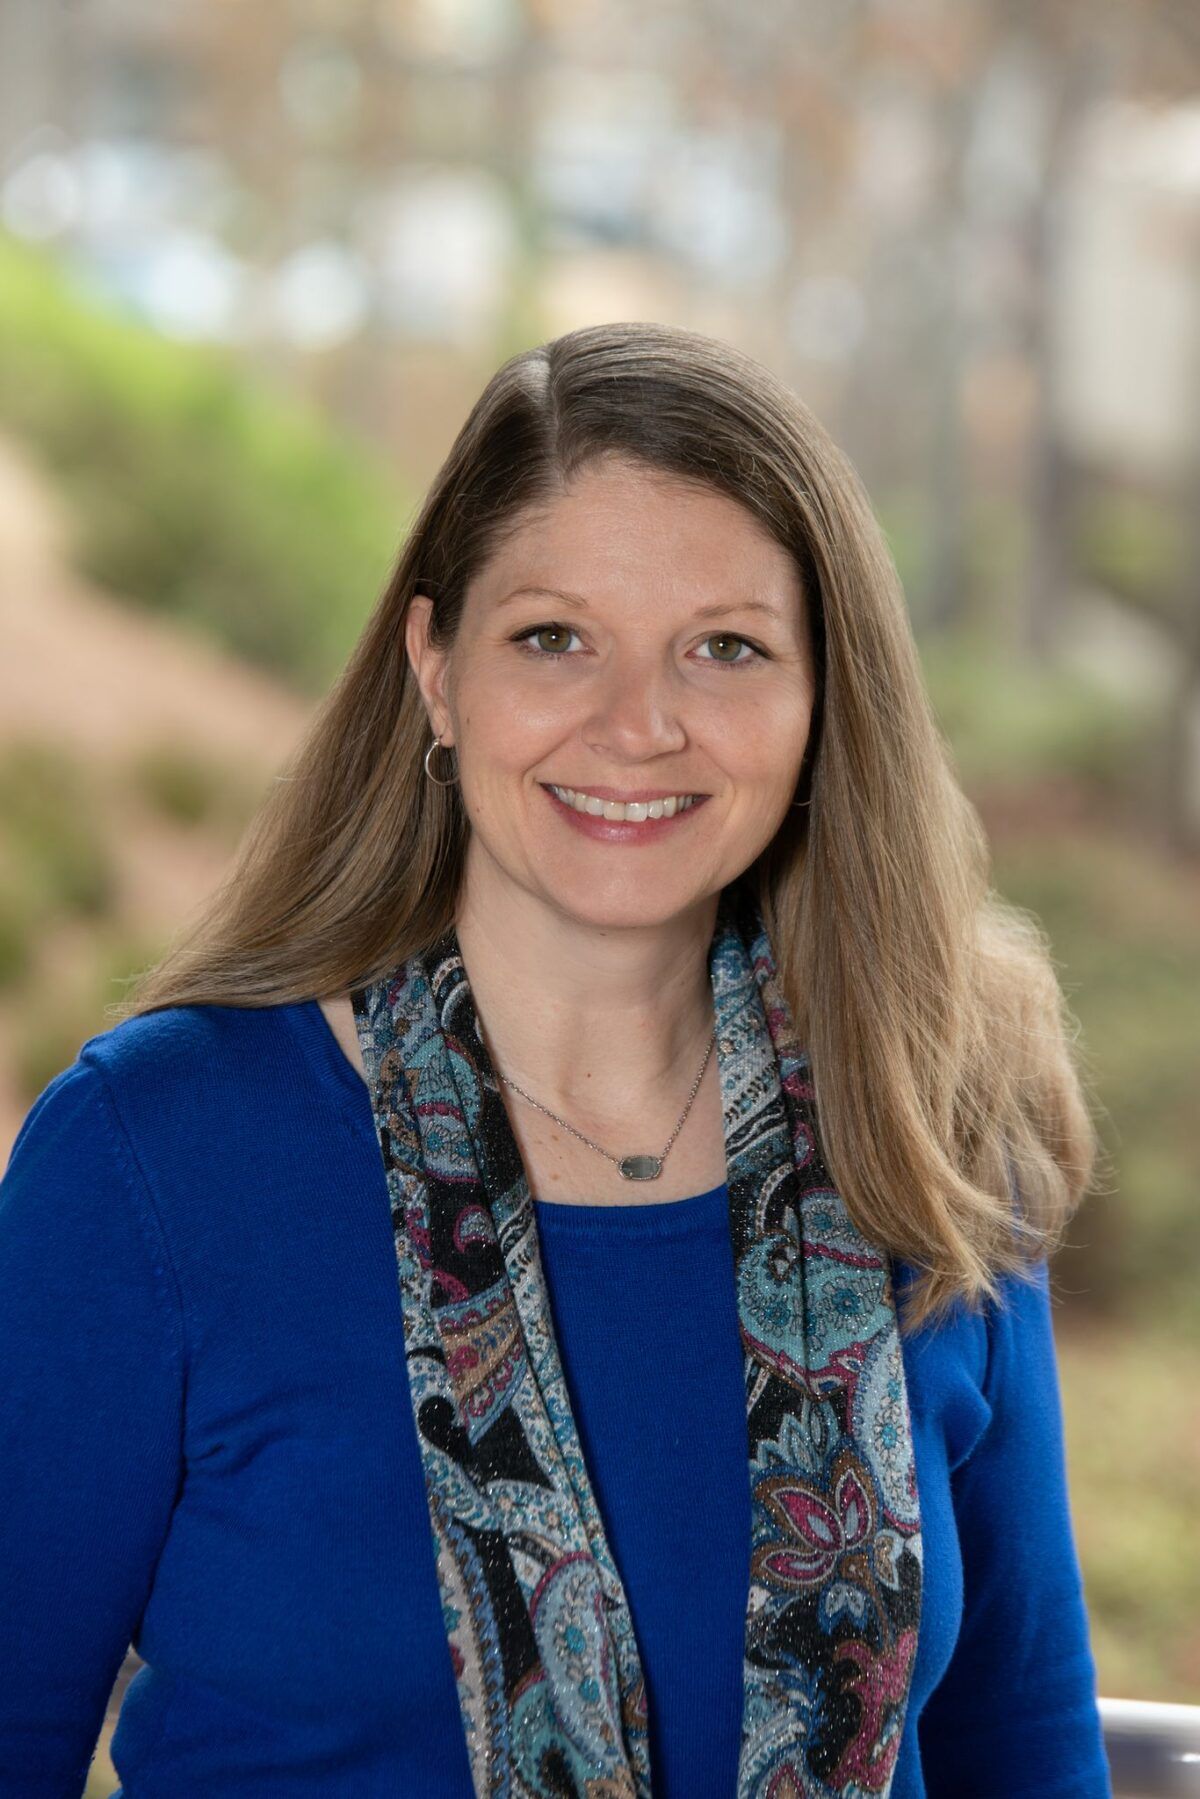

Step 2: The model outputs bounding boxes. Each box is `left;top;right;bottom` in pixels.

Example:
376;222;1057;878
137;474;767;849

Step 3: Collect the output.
0;998;1111;1796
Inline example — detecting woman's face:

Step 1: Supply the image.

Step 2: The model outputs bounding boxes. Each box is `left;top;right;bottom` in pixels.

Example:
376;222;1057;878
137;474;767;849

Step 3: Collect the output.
406;454;816;932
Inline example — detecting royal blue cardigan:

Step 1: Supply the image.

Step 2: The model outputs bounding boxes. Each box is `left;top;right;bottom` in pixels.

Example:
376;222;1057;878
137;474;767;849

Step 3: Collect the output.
0;997;1112;1797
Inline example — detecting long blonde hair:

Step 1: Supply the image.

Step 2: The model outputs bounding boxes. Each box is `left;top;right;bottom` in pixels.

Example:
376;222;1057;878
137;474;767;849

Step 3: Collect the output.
113;319;1104;1335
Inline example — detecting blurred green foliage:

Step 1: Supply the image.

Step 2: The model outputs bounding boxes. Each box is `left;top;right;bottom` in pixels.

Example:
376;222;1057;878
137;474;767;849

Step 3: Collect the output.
923;632;1198;1340
125;738;263;840
1059;1328;1200;1704
992;831;1200;1335
8;919;167;1102
0;233;403;695
922;625;1160;800
876;485;930;599
11;998;101;1104
0;879;35;991
0;738;117;941
1077;485;1188;630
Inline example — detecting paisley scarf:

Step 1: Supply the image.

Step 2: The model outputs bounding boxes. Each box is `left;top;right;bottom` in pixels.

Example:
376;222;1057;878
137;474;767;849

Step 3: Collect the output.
350;881;922;1798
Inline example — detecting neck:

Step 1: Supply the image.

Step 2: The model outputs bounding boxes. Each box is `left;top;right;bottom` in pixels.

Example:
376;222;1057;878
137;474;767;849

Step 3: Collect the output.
452;876;720;1120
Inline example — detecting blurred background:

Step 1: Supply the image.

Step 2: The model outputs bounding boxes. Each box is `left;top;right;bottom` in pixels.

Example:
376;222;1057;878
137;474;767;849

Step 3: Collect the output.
0;0;1197;1787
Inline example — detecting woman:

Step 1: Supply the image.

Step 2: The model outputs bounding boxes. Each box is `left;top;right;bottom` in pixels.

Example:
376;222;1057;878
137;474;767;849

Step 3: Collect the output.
0;322;1112;1797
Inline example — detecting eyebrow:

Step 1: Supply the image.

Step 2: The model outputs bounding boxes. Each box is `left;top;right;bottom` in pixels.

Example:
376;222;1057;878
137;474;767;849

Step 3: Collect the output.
495;585;787;622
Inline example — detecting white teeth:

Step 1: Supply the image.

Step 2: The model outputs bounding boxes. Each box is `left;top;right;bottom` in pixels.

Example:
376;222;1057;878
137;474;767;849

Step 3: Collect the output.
549;785;699;822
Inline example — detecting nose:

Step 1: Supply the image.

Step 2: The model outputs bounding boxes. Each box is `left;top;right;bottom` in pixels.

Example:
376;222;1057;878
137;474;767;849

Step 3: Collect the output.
580;648;688;762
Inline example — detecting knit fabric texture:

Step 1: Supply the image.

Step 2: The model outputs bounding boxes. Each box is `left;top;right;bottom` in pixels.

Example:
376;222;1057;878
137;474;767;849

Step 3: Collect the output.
0;988;1111;1796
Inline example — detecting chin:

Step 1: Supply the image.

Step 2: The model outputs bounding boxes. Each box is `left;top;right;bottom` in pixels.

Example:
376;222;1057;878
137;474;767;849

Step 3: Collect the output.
542;879;720;932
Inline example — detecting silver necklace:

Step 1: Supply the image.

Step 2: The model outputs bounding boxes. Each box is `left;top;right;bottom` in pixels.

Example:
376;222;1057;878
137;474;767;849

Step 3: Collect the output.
494;1027;717;1182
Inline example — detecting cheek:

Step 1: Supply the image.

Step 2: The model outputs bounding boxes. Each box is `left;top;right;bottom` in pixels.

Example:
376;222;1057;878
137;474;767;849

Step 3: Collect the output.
720;694;811;778
466;660;577;745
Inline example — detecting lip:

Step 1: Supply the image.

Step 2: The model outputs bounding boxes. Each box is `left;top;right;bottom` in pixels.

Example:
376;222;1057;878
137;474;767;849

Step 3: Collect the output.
538;783;707;802
541;782;710;845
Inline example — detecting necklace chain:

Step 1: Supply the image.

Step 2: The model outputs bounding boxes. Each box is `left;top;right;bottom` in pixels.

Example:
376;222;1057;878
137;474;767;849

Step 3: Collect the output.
494;1027;717;1179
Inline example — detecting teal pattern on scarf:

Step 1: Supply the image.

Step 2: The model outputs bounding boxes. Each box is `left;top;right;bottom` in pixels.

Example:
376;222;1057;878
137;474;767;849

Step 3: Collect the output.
351;881;922;1797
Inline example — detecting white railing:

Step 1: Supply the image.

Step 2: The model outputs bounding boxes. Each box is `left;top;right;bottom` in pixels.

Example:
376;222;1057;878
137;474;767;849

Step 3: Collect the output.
1101;1697;1200;1796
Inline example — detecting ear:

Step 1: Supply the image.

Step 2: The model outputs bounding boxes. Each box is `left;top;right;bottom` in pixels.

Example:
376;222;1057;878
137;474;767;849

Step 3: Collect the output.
405;595;455;746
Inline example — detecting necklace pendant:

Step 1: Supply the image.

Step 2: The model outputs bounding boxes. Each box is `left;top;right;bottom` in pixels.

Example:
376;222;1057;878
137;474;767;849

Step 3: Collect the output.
619;1155;663;1181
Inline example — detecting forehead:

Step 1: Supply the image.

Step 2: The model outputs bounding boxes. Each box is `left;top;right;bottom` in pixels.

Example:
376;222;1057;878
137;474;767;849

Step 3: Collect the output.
471;460;803;613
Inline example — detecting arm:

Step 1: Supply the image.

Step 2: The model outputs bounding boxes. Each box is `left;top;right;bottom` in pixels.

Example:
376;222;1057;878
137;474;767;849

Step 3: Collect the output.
0;1059;185;1797
919;1257;1112;1798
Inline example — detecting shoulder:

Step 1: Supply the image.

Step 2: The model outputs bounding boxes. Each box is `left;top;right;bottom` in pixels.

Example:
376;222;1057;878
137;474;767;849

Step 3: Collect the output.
3;1055;117;1189
3;1002;254;1173
4;1000;305;1206
0;1040;188;1445
893;1253;1053;1354
78;998;307;1135
1;1041;176;1320
78;999;281;1091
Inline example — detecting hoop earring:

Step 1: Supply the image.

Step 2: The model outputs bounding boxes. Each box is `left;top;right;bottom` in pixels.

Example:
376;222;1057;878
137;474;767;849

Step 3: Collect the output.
423;734;459;788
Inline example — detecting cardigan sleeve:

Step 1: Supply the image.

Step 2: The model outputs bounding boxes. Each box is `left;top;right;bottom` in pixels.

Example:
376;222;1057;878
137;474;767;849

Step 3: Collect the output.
0;1058;185;1797
917;1257;1112;1797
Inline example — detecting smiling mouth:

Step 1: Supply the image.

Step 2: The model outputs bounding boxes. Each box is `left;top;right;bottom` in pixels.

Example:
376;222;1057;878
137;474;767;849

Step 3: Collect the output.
542;783;705;822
